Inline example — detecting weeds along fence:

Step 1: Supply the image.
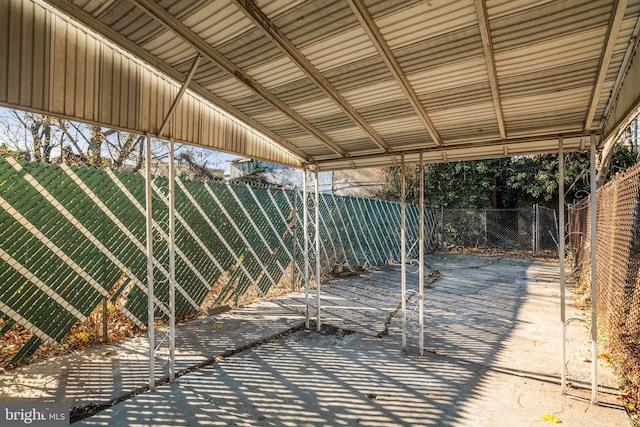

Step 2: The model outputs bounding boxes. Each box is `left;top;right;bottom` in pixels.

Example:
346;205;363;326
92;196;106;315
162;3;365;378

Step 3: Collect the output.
569;162;640;402
0;156;419;363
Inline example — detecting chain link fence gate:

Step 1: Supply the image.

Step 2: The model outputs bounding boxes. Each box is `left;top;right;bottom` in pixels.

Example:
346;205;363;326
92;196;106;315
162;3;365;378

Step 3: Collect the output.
436;206;558;256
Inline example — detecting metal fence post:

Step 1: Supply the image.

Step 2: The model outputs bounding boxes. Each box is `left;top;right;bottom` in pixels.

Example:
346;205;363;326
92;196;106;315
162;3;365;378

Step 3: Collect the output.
292;190;297;291
590;134;598;404
440;206;445;248
558;137;566;393
102;296;108;343
303;167;309;329
401;154;407;352
536;203;540;255
532;204;536;255
144;133;155;390
484;209;488;251
168;138;176;382
315;168;321;331
419;152;424;356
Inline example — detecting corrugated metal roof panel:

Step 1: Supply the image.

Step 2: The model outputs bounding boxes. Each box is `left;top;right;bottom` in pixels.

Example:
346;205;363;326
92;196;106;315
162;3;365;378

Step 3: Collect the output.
342;80;406;109
358;99;416;122
490;0;612;51
500;60;598;98
494;28;607;76
270;78;325;105
323;55;393;92
371;116;426;135
285;134;337;158
246;56;307;89
309;113;358;133
183;0;253;48
485;0;556;19
408;58;489;93
140;31;197;66
205;77;257;100
377;1;477;50
10;0;640;170
275;0;359;47
300;26;378;72
395;26;484;74
503;87;593;116
291;98;344;119
256;0;306;17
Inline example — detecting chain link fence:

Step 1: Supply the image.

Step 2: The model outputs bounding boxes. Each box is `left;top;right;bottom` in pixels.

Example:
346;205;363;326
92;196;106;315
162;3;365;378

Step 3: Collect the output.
436;206;558;255
569;162;640;404
0;155;415;364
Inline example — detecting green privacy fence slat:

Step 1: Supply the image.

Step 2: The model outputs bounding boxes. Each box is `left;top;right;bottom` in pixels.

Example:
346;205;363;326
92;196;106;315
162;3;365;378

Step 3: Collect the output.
0;155;417;362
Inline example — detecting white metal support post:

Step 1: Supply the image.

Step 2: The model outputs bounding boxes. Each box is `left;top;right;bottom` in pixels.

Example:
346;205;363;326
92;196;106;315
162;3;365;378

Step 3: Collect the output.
558;137;566;392
315;167;321;331
419;152;425;356
144;134;155;390
590;134;598;404
292;191;297;290
303;167;310;329
168;139;176;382
401;153;407;351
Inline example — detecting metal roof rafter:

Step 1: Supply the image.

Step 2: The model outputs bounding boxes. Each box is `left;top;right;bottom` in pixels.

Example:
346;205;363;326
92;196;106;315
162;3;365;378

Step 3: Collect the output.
231;0;391;154
345;0;443;147
158;54;202;138
316;130;592;168
602;14;640;122
130;0;349;158
585;0;628;131
43;0;312;163
475;0;507;140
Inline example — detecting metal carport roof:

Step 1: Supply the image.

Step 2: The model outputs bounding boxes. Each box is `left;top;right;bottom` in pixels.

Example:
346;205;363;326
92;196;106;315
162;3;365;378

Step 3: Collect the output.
0;0;627;404
2;0;640;170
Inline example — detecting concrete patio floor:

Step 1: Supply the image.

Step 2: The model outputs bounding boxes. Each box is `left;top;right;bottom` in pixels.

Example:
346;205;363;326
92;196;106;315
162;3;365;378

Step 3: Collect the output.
1;254;629;426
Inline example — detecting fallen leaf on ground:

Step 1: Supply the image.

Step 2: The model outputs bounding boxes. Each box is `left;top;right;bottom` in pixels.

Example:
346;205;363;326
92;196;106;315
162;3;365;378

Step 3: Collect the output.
428;393;436;398
620;392;633;402
213;323;223;329
541;414;562;423
625;403;636;411
597;353;612;363
542;414;562;424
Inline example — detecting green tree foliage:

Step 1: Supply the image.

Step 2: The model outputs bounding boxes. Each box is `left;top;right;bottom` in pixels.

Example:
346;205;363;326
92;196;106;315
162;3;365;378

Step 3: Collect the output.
378;159;512;208
378;148;638;207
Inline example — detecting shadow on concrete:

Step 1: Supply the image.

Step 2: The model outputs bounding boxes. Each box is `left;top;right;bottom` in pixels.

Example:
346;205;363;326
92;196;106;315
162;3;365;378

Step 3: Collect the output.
1;253;626;426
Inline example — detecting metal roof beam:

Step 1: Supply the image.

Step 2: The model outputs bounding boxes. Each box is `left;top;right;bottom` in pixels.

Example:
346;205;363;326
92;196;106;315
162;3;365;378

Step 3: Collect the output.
585;0;628;131
316;130;592;168
130;0;349;158
231;0;391;154
345;0;443;147
44;0;312;163
158;54;202;138
602;15;640;121
475;0;507;140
